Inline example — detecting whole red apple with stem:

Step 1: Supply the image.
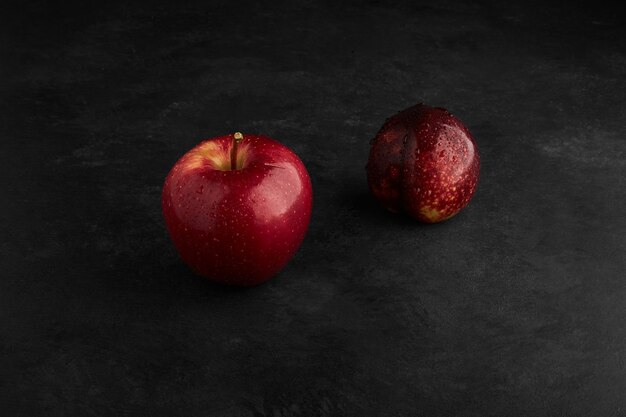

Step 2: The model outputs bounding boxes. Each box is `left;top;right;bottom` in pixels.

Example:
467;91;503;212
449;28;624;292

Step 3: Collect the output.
162;132;313;286
366;103;480;223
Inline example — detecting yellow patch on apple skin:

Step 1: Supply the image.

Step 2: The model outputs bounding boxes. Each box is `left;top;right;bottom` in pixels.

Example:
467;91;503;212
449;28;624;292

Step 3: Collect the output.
182;141;251;172
183;154;207;171
197;141;230;170
235;143;250;169
419;206;454;223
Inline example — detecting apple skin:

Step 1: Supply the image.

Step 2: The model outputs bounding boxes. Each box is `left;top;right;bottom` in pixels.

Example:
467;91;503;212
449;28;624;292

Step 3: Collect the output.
366;103;480;223
162;133;313;286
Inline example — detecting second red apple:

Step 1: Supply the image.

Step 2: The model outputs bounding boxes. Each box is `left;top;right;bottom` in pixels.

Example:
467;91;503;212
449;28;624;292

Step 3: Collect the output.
366;103;480;223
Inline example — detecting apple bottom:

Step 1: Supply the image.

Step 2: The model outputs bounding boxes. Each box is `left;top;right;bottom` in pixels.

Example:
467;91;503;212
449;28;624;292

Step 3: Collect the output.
167;215;309;286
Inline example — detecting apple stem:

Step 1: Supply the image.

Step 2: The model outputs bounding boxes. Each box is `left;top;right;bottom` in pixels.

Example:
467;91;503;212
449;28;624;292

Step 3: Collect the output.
231;132;243;170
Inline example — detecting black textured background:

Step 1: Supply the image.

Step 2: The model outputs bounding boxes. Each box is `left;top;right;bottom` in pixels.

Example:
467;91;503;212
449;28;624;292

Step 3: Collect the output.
1;0;625;415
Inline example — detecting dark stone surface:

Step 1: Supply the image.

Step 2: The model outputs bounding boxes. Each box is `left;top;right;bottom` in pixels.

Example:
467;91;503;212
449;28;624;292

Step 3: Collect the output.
1;0;625;415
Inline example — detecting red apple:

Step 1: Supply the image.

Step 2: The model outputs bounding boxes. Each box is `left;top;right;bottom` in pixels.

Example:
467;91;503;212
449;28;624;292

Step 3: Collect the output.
162;132;313;286
366;103;480;223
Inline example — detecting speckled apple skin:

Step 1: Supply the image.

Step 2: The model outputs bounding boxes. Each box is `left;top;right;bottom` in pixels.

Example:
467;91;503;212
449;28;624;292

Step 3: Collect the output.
366;103;480;223
162;134;313;286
